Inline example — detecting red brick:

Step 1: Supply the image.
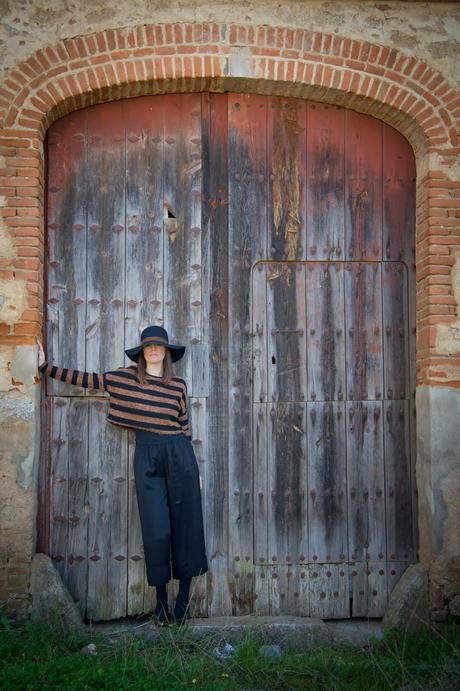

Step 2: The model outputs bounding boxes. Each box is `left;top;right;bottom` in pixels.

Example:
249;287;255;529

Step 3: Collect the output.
13;323;41;336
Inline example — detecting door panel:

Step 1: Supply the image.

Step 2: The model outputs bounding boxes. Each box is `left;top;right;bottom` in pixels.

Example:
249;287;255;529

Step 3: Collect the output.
44;93;416;620
267;263;306;402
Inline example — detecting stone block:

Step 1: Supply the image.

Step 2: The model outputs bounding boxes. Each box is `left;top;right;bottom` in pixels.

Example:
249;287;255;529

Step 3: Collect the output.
30;553;85;634
382;563;430;632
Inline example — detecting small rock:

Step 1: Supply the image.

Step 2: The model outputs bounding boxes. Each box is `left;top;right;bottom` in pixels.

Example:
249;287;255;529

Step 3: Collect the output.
258;644;282;661
213;642;235;661
80;643;97;655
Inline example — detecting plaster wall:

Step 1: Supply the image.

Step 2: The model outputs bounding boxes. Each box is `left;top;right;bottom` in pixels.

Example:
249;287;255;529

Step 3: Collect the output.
1;1;459;88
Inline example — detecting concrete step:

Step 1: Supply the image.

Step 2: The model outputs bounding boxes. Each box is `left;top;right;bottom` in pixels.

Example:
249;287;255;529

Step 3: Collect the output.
93;615;384;652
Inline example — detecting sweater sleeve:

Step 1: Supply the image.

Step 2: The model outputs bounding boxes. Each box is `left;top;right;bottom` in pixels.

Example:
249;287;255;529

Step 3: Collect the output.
38;361;108;391
179;380;192;440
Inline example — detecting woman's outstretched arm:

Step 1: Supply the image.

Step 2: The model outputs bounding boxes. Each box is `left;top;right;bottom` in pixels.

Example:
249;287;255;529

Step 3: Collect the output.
37;338;108;391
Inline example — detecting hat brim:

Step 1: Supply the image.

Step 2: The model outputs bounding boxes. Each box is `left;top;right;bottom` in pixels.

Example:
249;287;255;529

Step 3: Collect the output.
125;342;185;363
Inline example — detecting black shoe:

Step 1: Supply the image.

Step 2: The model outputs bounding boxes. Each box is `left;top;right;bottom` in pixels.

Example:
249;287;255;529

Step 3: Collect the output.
152;605;170;627
170;604;191;626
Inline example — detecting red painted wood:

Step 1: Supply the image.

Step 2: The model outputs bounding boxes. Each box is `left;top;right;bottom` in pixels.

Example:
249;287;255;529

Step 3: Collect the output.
345;110;382;260
307;103;345;260
268;97;306;260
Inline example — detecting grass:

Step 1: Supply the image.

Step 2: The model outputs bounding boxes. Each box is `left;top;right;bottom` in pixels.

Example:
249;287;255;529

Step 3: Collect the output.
0;612;459;690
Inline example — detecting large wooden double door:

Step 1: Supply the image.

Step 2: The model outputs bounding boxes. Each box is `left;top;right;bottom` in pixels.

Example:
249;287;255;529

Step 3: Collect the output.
41;93;417;620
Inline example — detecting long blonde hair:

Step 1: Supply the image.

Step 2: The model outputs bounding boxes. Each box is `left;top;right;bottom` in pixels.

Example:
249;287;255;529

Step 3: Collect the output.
136;348;174;386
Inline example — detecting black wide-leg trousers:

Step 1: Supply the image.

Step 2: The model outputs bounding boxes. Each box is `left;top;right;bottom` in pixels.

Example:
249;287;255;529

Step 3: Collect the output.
133;430;208;586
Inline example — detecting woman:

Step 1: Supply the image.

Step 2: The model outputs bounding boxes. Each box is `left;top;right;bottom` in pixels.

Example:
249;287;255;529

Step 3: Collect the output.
37;325;208;625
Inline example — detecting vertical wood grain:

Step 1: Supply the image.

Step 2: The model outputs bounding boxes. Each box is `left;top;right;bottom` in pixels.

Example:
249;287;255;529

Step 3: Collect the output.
87;399;128;620
86;102;125;380
345;111;382;261
124;96;164;362
228;93;267;614
268;97;306;261
306;263;345;402
307;103;345;261
267;263;306;403
163;93;202;384
46;114;87;396
201;93;231;615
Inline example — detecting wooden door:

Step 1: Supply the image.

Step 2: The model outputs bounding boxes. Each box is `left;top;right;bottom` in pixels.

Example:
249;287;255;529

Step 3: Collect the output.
41;94;416;620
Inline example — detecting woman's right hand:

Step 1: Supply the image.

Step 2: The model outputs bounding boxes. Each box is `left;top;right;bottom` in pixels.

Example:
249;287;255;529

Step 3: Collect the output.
36;338;46;368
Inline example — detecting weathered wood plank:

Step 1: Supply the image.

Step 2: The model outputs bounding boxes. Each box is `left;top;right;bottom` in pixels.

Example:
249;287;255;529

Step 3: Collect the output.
309;564;349;619
383;263;409;400
191;345;210;397
382;127;417;557
345;110;382;261
384;401;414;562
263;563;311;617
307;103;345;261
296;564;310;617
87;399;128;620
306;262;345;402
268;564;288;615
254;563;270;616
252;262;268;404
267;402;308;566
267;263;306;402
268;97;306;261
228;93;267;614
46;113;87;397
201;93;231;616
163;93;202;385
86;102;125;381
50;398;70;579
124;96;164;361
307;402;347;563
346;402;385;563
66;398;89;616
345;263;383;401
253;402;269;569
188;396;208;617
383;125;416;264
351;562;388;618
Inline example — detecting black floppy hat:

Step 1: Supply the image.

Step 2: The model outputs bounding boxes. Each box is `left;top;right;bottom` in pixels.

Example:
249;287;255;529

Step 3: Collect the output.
125;325;186;363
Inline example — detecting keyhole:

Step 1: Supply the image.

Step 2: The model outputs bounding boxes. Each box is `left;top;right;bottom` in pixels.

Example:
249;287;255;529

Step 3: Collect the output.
167;208;176;218
272;355;276;364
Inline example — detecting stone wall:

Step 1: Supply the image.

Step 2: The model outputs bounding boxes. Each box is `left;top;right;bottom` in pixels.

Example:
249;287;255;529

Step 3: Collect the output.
0;1;459;620
1;1;459;87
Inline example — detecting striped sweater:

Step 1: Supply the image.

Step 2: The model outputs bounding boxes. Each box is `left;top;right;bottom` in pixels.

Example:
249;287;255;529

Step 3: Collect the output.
39;361;191;439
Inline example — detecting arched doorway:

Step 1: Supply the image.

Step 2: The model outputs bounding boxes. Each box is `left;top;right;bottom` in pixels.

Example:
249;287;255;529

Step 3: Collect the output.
40;92;416;620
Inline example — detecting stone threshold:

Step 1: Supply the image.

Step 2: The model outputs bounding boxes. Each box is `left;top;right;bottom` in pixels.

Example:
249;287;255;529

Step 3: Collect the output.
91;615;385;652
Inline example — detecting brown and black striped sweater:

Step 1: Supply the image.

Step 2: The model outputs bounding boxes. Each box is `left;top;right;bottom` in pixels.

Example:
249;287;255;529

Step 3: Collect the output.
39;361;191;439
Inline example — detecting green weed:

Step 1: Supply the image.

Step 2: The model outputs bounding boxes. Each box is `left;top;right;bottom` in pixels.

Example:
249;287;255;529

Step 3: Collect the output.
0;614;458;690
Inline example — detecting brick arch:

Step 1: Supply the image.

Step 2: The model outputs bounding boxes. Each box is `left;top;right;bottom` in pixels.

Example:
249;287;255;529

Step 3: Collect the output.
0;21;459;388
0;22;458;152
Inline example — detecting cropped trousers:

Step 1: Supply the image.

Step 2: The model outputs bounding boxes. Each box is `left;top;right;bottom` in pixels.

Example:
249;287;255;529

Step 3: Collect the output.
133;429;208;586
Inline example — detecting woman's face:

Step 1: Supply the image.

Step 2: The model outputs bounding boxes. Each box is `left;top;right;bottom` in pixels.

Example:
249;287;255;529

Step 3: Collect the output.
143;344;166;364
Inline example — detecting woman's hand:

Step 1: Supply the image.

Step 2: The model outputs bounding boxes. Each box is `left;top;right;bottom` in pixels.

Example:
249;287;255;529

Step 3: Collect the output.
36;338;46;368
